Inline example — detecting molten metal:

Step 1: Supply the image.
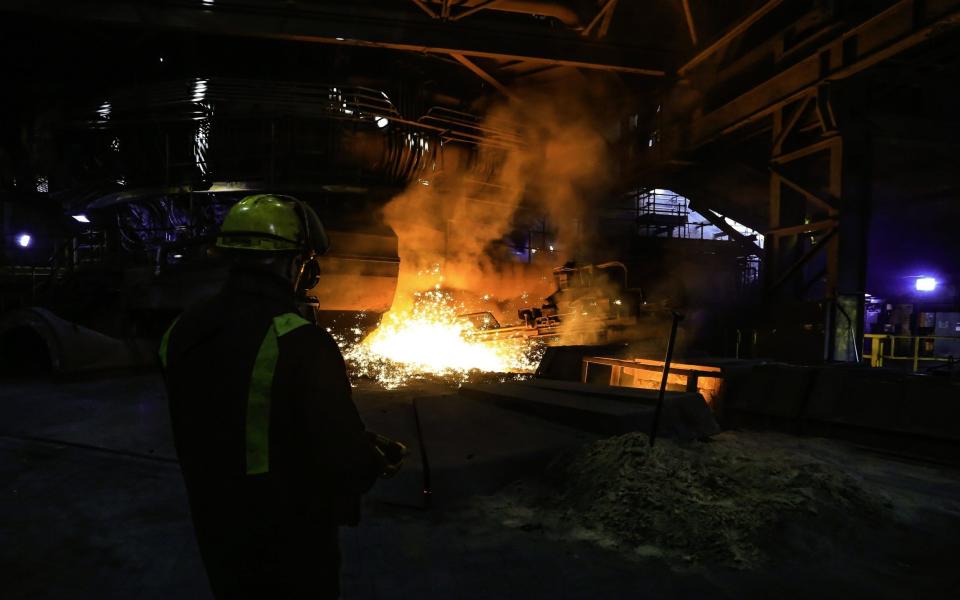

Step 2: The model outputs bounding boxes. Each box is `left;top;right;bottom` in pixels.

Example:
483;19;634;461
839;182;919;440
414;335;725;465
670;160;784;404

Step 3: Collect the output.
345;288;542;388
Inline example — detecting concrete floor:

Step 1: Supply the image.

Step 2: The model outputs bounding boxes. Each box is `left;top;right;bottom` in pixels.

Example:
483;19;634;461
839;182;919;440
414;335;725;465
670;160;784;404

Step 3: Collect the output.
2;373;960;599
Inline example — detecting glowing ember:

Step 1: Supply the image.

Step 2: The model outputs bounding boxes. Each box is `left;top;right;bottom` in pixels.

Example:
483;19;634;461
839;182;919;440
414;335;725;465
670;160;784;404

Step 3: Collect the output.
345;288;542;388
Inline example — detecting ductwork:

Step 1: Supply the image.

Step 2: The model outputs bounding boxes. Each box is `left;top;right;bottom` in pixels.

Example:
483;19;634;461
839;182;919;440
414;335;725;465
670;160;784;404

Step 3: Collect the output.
427;0;583;27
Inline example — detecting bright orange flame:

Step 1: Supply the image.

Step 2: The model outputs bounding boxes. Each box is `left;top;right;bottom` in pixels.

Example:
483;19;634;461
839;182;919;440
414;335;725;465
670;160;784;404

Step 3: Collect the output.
345;288;541;388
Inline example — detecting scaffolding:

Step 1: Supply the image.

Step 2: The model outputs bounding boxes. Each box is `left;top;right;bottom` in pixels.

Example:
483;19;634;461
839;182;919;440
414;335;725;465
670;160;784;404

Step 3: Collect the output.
631;188;691;238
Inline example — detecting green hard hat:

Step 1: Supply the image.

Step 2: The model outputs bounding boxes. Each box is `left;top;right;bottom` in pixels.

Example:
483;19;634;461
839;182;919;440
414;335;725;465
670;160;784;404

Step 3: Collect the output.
217;194;329;254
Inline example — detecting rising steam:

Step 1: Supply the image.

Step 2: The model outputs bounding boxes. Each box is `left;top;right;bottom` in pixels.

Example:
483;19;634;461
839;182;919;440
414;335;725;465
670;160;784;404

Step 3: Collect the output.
384;84;619;315
345;83;628;386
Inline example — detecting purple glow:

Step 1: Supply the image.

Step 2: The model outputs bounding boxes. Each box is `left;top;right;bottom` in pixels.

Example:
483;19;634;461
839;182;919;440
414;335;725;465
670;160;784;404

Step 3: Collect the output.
915;277;938;292
16;233;31;248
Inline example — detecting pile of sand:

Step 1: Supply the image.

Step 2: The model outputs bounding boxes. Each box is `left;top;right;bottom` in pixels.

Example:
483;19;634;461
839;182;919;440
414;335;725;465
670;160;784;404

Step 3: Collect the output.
483;432;891;568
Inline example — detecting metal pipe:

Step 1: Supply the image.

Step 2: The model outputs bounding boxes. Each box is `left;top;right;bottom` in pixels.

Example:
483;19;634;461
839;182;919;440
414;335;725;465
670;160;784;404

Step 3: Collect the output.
650;311;684;448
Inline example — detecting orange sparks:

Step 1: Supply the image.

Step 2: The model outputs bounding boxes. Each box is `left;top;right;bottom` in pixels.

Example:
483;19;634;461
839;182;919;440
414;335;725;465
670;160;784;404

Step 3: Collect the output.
344;288;541;389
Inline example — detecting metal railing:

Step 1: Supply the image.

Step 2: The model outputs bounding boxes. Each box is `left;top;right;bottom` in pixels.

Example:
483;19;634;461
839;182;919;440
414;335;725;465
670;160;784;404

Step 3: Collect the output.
863;334;959;371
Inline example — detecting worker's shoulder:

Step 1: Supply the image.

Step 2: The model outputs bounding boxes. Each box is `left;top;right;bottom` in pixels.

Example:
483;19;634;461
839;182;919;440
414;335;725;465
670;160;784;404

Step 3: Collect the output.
277;317;343;355
169;294;229;338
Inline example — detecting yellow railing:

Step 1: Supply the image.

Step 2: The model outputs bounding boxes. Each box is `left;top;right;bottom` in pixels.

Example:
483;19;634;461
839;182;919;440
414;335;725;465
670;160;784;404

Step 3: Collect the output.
863;334;959;371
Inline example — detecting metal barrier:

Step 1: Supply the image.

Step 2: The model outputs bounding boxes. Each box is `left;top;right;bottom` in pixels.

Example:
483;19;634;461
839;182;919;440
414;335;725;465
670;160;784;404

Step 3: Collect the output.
581;356;724;407
863;334;959;371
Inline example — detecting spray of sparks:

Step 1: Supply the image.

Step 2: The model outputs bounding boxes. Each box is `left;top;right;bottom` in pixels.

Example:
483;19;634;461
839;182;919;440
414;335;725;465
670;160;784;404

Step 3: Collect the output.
342;286;542;389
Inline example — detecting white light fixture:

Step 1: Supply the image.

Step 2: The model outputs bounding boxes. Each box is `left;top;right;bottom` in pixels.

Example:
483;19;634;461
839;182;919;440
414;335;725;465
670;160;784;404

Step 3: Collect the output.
376;116;389;128
335;37;345;41
72;214;91;223
916;277;938;292
17;233;32;248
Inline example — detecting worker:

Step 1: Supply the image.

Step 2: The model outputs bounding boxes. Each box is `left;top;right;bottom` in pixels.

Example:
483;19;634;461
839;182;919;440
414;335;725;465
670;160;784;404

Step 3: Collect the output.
159;194;405;599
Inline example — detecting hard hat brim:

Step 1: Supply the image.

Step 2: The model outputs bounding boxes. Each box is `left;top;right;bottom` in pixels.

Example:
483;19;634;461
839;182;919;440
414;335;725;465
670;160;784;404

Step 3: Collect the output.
216;230;303;252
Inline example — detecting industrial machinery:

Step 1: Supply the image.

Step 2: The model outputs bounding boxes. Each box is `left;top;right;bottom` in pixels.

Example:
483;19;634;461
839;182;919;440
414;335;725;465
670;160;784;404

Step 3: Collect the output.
462;261;650;345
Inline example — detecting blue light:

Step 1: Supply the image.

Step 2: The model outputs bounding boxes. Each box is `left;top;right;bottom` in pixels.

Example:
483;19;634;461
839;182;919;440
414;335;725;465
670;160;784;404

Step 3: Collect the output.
916;277;938;292
17;233;31;248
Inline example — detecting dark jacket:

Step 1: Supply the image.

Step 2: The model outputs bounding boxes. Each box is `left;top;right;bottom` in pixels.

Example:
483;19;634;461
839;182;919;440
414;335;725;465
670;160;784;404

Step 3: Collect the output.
161;266;383;598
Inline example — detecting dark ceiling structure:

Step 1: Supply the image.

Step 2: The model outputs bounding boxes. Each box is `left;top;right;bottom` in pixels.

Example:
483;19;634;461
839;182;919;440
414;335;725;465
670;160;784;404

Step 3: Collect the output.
2;0;960;362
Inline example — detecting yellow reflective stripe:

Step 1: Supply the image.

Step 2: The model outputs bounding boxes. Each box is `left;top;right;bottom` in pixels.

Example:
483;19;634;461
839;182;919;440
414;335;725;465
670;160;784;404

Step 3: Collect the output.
158;317;180;369
274;312;311;337
246;326;278;475
245;312;312;475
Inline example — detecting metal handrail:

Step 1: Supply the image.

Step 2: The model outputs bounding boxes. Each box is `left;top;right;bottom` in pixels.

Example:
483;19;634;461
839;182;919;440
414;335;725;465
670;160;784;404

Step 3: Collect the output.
863;333;959;371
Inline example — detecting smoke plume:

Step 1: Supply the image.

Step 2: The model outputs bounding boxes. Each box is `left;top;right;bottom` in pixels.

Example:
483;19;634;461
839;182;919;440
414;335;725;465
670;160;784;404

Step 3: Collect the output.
382;83;621;321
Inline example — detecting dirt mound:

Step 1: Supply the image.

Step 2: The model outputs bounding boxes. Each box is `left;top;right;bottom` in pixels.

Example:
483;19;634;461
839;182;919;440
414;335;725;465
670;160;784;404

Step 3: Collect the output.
483;432;892;568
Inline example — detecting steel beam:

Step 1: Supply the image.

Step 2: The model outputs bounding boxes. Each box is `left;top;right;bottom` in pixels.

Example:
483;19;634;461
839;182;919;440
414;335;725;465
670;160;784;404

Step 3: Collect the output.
768;168;837;214
598;0;618;38
770;135;840;165
681;0;960;149
769;227;837;293
680;0;698;46
766;218;836;238
0;0;669;76
411;0;439;19
450;0;506;22
771;93;813;154
697;208;763;256
678;0;785;75
450;53;517;100
583;0;618;38
829;121;870;362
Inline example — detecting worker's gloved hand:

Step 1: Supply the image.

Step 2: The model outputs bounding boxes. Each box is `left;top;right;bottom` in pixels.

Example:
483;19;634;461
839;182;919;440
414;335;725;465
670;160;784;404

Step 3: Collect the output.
368;432;408;478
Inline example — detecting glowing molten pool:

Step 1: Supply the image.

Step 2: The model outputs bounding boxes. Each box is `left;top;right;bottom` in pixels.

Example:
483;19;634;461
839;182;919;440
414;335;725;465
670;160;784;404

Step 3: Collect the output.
345;288;541;388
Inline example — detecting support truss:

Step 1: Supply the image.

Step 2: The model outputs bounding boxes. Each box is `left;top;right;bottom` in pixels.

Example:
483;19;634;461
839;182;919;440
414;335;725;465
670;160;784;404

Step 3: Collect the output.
680;0;698;46
583;0;619;39
450;53;517;100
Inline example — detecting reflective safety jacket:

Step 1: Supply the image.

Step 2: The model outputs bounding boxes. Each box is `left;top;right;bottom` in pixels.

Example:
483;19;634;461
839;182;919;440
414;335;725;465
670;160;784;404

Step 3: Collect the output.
159;267;384;533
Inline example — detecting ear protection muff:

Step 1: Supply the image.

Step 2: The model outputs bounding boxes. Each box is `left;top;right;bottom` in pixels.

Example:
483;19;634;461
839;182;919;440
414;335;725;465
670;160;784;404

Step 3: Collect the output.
280;196;330;297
